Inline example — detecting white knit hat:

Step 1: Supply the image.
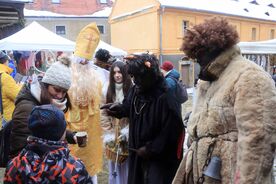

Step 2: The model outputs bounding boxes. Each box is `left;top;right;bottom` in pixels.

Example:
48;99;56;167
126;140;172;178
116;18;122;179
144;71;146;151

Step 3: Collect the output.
42;56;72;90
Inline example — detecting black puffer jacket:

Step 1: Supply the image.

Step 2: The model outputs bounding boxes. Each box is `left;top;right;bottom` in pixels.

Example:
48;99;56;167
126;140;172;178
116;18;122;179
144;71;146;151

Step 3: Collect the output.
10;83;75;158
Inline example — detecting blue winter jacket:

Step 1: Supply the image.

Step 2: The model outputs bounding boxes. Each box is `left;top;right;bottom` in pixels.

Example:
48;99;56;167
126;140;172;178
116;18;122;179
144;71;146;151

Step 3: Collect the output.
8;60;17;78
165;69;180;93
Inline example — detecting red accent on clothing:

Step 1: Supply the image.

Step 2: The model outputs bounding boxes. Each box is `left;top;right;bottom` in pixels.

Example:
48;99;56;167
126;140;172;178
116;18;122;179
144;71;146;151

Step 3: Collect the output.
177;130;185;159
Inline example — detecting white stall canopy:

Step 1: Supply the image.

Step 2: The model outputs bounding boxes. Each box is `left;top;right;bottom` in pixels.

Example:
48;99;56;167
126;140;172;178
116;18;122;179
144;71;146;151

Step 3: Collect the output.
97;40;127;56
0;21;127;56
0;21;75;51
238;39;276;54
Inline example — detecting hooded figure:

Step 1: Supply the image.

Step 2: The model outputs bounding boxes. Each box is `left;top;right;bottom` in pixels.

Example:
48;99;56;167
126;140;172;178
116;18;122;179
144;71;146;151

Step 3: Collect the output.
5;104;92;184
101;53;184;184
173;17;276;184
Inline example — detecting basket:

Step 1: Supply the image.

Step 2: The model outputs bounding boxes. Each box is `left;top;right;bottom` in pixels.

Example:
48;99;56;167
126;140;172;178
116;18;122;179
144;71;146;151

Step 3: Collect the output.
104;118;128;164
105;143;128;164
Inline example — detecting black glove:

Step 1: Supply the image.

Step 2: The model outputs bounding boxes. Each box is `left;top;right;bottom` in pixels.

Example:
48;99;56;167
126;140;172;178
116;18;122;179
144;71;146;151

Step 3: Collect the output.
100;103;123;118
135;146;151;159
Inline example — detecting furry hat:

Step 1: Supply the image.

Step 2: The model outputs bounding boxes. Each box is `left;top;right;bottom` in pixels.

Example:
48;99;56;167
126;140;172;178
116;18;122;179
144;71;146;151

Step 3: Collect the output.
74;23;100;60
42;56;72;90
161;61;174;71
28;104;66;141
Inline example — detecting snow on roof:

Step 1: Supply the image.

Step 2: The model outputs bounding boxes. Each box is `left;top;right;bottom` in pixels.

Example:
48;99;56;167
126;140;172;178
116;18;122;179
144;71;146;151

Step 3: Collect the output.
9;0;32;2
111;5;155;20
24;7;112;18
91;7;112;17
159;0;276;22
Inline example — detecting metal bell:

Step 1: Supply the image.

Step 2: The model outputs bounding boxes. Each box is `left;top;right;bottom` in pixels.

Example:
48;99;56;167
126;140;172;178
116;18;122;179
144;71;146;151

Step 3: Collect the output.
203;156;222;181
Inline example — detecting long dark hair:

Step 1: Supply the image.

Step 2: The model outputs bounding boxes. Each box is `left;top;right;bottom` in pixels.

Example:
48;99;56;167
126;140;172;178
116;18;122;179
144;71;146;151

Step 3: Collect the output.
40;82;72;112
106;61;132;103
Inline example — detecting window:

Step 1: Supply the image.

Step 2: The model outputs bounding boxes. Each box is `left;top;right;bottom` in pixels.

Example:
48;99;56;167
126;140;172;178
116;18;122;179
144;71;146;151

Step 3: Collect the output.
183;21;189;35
52;0;60;3
270;29;275;39
56;26;66;35
97;25;105;34
100;0;107;4
251;28;256;40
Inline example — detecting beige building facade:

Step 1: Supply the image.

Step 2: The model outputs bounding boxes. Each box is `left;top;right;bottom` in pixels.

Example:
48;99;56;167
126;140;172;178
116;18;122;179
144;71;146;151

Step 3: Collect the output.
109;0;276;86
109;0;276;60
25;17;111;43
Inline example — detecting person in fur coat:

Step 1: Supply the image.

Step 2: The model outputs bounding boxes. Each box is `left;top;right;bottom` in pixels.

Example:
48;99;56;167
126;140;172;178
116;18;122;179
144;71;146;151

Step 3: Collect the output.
173;17;276;184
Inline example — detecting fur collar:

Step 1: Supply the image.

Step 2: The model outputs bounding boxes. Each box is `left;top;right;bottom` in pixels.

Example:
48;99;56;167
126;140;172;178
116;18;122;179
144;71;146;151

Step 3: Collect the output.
206;45;241;79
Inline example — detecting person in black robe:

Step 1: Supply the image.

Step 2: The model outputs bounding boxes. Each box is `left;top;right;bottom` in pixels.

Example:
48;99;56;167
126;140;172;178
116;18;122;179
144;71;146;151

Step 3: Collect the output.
101;53;184;184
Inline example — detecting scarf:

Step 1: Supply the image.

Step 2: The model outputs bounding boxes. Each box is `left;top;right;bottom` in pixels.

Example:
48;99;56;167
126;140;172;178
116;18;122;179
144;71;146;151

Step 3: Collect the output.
115;83;124;103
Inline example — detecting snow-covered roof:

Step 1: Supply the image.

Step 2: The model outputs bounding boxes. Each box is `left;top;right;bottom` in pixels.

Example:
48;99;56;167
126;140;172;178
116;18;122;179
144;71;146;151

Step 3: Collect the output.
24;7;112;18
159;0;276;22
91;7;112;17
9;0;32;2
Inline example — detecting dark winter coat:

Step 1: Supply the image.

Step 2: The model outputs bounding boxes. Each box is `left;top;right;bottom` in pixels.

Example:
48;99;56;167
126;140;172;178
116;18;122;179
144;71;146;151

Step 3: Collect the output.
5;136;92;184
10;83;75;158
165;69;182;118
117;79;184;184
165;69;180;93
272;74;276;85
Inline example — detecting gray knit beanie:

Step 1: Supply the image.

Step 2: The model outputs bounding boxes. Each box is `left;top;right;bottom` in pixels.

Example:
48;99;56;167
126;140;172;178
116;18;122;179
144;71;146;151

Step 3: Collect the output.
42;56;72;90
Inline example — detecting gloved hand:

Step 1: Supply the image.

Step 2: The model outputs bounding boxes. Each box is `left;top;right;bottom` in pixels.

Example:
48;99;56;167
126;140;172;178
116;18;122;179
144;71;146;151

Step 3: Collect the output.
100;103;123;118
135;146;150;159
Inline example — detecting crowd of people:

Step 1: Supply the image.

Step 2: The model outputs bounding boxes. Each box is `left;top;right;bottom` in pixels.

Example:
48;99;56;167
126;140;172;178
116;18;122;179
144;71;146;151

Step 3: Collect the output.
0;16;275;184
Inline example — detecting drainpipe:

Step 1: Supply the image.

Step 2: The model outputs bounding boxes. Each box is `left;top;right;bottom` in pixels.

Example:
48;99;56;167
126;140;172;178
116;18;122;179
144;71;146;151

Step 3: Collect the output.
159;6;165;64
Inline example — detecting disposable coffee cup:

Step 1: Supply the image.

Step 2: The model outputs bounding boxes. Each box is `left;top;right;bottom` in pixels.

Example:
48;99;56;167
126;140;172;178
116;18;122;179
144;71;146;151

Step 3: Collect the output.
76;132;88;147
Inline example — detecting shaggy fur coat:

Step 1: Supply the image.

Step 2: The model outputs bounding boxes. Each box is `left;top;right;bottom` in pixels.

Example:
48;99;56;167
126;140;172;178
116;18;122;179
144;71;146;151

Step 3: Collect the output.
173;46;276;184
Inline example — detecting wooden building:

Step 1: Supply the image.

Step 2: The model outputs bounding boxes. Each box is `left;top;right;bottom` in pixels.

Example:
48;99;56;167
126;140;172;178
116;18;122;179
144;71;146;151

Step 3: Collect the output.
0;0;25;39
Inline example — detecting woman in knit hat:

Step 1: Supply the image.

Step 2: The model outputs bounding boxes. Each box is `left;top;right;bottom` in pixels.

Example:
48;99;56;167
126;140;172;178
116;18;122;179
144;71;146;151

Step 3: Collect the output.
9;55;76;158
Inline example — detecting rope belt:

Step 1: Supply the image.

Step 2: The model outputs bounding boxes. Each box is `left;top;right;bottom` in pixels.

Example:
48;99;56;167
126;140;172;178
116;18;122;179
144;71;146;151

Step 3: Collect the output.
192;130;238;143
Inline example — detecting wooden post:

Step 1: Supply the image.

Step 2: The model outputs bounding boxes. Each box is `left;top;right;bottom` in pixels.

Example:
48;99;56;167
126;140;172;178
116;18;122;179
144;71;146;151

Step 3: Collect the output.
114;118;120;144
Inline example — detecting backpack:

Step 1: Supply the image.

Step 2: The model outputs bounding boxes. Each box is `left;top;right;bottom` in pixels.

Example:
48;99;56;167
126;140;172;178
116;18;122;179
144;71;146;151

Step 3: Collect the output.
169;77;188;104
